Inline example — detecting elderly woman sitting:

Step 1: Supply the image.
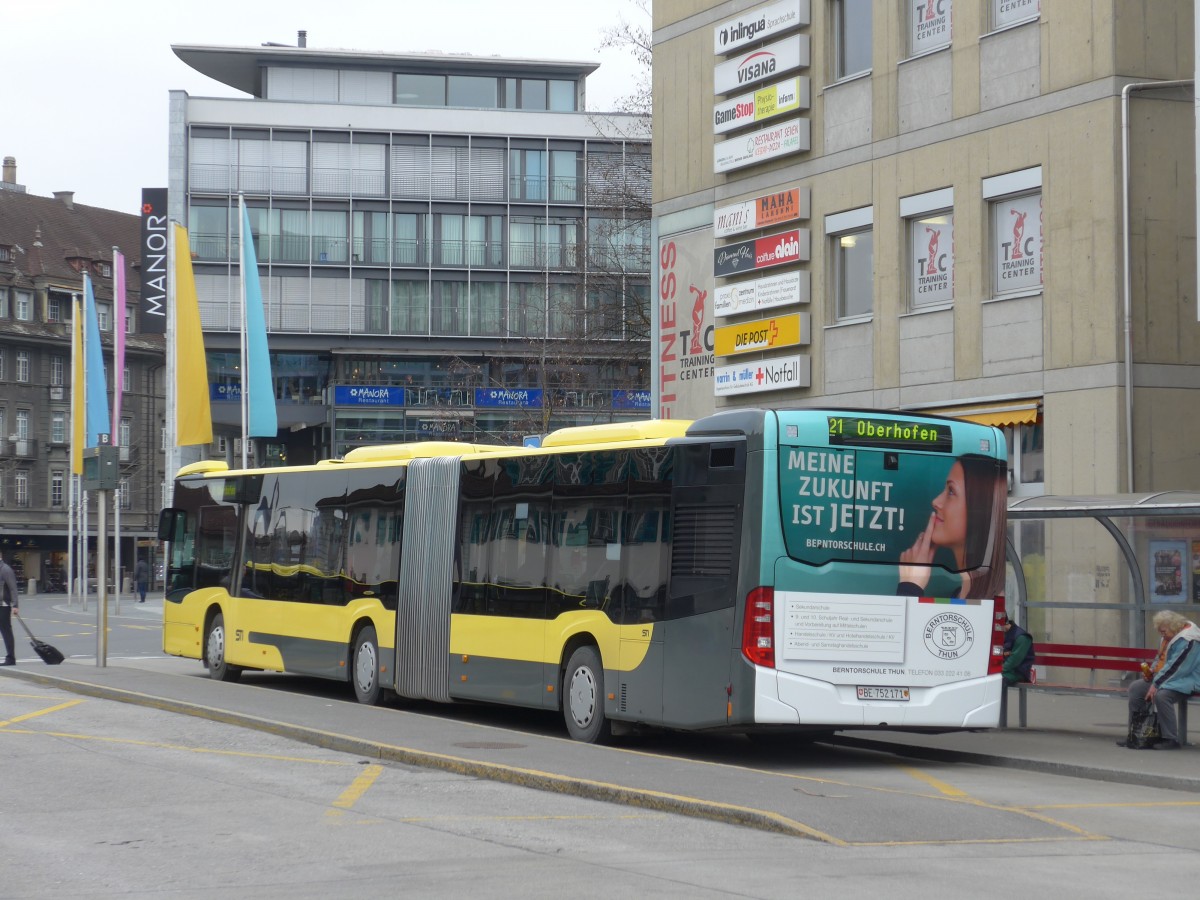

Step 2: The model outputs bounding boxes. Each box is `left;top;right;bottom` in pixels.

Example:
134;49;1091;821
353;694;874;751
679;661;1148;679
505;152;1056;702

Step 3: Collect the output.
1117;610;1200;750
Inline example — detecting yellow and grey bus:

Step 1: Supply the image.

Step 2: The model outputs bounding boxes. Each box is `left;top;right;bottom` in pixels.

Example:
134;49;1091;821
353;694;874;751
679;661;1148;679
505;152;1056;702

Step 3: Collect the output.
160;408;1010;742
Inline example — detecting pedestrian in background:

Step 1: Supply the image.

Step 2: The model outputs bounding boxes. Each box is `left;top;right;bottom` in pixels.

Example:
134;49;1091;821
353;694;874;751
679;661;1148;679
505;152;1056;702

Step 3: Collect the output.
1001;616;1036;685
0;551;19;665
134;557;150;604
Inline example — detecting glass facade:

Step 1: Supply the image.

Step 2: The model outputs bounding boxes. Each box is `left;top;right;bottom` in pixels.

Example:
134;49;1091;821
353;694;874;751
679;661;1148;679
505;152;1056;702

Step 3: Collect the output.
184;59;648;462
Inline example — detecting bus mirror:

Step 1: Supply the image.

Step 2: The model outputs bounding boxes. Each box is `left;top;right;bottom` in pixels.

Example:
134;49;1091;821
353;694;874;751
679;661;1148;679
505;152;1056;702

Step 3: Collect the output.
157;508;181;542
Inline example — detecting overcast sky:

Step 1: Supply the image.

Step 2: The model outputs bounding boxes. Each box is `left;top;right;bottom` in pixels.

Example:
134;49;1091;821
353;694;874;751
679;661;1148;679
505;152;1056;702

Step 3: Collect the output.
3;0;647;214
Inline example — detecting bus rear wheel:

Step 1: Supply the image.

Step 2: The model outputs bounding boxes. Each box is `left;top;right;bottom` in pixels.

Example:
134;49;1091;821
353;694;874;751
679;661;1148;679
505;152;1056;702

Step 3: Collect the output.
352;625;382;706
563;645;611;744
205;612;241;683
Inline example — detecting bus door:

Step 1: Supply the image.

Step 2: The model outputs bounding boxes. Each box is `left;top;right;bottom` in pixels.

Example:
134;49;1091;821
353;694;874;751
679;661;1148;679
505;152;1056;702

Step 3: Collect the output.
660;440;745;730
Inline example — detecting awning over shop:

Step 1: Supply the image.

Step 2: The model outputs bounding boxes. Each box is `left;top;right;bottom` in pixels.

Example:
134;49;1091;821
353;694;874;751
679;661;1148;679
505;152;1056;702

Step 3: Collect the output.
921;400;1041;427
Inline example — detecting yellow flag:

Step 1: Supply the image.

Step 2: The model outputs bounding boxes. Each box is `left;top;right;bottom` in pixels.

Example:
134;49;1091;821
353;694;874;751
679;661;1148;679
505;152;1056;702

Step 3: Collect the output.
174;224;213;446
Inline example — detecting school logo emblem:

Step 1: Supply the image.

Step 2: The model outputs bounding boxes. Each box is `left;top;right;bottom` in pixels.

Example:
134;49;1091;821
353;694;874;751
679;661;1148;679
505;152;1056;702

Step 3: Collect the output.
923;612;975;660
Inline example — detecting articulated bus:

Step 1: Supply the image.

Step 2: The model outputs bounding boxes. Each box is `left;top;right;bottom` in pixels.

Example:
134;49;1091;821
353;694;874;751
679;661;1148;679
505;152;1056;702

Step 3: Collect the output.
160;408;1009;743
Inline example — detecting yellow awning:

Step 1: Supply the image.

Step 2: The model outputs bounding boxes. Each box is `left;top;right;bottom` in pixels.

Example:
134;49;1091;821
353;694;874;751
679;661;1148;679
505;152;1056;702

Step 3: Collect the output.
922;401;1041;428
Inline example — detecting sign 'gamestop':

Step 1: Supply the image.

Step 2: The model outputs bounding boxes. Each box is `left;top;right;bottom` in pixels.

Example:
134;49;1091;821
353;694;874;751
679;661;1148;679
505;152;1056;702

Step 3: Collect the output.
713;34;810;95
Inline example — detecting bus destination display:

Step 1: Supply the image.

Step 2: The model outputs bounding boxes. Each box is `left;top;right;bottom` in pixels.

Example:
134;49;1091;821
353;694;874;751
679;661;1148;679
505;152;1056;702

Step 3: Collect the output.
827;416;952;452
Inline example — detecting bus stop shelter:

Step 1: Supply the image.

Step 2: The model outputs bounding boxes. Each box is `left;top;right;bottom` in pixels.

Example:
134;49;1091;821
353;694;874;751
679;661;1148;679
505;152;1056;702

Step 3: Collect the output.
1006;492;1200;675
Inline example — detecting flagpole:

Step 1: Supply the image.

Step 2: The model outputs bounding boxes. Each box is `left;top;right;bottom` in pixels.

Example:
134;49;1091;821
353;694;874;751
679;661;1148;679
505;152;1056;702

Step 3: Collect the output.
67;292;79;608
166;222;178;502
239;193;249;469
112;247;124;615
80;279;91;614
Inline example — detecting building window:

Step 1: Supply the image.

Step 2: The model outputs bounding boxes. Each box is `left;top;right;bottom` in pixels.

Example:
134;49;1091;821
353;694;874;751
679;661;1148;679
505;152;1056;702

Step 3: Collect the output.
48;294;65;323
0;286;8;317
161;427;169;451
510;149;548;201
15;290;32;321
311;210;349;263
16;409;30;439
391;280;430;334
189;205;229;260
123;366;131;392
550;150;581;203
51;412;66;444
98;303;111;332
50;356;65;386
395;73;445;106
984;167;1043;298
119;478;132;509
14;472;28;508
902;188;954;310
833;0;873;80
909;0;951;55
448;75;497;108
1003;421;1044;495
992;0;1039;31
825;206;874;320
16;350;30;383
392;212;430;266
0;349;4;380
119;418;132;448
51;471;64;508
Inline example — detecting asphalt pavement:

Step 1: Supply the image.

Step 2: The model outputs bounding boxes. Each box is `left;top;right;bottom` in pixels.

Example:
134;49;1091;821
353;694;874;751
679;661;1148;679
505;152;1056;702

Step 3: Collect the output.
2;591;1197;840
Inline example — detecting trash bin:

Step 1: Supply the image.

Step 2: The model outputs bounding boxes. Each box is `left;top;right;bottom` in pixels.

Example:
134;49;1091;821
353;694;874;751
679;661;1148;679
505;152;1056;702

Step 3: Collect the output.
27;578;37;595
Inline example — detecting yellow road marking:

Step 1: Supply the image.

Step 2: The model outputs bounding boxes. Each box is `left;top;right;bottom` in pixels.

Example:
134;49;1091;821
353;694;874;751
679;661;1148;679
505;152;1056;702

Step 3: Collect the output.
901;765;969;797
0;700;84;727
332;764;384;809
894;763;1104;840
1029;800;1200;810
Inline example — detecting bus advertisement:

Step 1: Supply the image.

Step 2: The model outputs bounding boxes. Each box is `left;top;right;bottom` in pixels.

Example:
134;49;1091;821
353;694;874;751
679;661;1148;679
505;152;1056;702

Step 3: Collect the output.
160;408;1008;743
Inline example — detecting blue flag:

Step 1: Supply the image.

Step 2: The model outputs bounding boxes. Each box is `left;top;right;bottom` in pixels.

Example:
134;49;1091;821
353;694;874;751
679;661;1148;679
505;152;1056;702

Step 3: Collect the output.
83;275;111;448
241;200;277;439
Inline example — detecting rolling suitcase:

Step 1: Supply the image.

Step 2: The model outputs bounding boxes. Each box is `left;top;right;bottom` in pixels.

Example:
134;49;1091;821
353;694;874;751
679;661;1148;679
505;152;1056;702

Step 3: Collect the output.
14;613;65;665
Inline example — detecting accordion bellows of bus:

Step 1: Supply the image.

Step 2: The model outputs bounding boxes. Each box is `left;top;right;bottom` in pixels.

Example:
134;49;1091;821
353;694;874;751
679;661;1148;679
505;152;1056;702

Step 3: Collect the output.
159;408;1009;743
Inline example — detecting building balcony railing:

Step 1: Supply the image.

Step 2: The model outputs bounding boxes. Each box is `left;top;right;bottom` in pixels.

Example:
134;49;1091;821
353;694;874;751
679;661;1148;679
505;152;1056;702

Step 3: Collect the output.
0;438;38;458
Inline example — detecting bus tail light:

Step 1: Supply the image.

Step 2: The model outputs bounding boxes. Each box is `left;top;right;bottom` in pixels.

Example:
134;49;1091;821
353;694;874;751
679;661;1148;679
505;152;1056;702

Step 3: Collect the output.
988;594;1007;676
742;587;775;669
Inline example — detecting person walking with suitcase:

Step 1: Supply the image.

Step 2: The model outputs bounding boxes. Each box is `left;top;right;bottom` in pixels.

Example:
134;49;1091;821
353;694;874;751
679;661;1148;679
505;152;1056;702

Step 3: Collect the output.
0;551;19;666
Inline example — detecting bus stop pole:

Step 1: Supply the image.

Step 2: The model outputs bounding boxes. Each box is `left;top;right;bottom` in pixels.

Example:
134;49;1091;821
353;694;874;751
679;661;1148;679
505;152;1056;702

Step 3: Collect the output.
96;491;108;667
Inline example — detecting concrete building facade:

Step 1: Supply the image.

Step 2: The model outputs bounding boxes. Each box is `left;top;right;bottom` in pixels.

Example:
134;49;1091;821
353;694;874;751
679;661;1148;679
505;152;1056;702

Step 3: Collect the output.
652;0;1198;498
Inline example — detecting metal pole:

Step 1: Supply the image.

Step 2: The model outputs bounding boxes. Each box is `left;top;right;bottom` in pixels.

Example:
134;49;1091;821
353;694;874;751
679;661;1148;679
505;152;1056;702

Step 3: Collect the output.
96;493;108;666
113;488;121;615
80;490;89;613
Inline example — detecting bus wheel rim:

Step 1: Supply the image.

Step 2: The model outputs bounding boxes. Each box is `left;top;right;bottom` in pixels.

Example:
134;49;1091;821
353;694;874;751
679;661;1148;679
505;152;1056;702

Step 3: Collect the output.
208;626;223;668
569;666;596;727
356;643;377;692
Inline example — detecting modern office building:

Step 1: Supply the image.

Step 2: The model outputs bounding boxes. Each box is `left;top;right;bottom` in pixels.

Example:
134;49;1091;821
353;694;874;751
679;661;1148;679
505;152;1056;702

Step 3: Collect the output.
169;35;651;464
651;1;1199;641
653;0;1199;496
0;160;165;591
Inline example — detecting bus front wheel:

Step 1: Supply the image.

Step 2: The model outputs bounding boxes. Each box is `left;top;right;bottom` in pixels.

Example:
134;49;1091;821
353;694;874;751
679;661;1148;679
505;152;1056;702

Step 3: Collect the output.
563;645;611;744
352;625;382;706
205;612;242;683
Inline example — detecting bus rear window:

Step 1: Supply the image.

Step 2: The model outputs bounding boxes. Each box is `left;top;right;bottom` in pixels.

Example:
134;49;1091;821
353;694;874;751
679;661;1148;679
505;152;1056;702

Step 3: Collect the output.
780;445;1005;574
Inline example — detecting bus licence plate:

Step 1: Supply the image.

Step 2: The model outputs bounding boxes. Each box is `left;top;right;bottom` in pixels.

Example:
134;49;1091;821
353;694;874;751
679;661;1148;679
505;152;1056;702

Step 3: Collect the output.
857;686;910;701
